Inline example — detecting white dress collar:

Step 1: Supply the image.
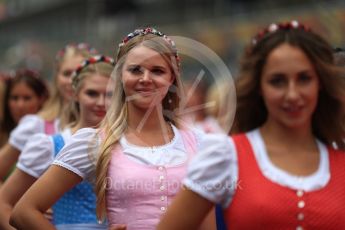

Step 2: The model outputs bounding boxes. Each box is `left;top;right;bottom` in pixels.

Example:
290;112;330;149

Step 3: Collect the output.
246;129;330;192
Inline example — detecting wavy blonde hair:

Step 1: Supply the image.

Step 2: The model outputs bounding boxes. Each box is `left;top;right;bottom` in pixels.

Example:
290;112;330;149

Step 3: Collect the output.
94;32;183;220
39;46;92;129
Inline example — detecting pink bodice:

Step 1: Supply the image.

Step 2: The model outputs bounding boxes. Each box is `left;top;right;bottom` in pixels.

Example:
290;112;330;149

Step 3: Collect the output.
106;130;196;229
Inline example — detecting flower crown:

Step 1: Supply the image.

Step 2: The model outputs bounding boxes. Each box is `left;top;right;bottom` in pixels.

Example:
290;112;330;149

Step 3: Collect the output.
72;55;115;89
251;20;310;46
15;69;41;80
55;43;98;62
117;27;180;68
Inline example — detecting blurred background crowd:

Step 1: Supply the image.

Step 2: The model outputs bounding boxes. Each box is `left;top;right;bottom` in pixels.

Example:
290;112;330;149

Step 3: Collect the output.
0;0;344;80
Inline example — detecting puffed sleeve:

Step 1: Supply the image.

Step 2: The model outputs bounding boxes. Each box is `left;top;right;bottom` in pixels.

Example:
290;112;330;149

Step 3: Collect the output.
16;133;54;178
183;134;238;208
9;115;45;151
52;128;100;182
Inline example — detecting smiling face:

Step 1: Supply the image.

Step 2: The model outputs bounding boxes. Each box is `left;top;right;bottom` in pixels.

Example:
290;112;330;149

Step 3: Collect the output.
260;43;320;130
121;45;174;111
76;73;109;127
8;82;42;123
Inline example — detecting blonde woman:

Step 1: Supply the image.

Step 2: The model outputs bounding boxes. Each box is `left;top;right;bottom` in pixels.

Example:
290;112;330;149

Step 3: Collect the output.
1;56;114;230
10;27;216;230
0;43;95;185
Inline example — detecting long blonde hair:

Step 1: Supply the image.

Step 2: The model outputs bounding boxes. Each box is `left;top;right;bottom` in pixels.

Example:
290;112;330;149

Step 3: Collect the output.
39;44;94;129
94;29;183;220
62;56;115;128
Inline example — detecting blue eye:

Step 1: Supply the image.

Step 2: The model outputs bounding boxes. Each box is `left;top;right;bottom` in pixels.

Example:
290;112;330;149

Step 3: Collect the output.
106;91;113;98
128;66;142;75
152;68;165;75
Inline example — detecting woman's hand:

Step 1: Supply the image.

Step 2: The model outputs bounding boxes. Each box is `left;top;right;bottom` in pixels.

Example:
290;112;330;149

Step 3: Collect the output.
10;165;82;229
43;208;53;221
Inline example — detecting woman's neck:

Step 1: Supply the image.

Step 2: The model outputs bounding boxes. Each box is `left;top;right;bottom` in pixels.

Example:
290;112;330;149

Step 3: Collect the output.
259;118;320;176
125;104;173;147
70;121;83;134
70;119;99;134
127;104;168;132
260;119;316;151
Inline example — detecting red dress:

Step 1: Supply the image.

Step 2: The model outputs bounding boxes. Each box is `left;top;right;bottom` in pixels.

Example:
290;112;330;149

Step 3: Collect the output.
224;134;345;230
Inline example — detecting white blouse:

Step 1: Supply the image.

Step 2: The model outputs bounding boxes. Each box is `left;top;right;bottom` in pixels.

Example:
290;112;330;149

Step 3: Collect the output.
16;128;72;178
53;126;205;183
183;129;330;208
9;115;60;151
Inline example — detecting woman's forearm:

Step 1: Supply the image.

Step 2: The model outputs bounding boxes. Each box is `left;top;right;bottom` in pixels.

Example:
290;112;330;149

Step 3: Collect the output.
0;144;20;183
158;189;214;230
10;207;55;230
0;168;38;230
0;202;15;230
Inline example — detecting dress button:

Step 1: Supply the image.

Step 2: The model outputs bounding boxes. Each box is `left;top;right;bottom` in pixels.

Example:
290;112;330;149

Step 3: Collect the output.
297;213;304;221
161;196;165;201
298;201;305;208
296;190;304;197
160;207;166;211
160;185;165;191
159;175;165;180
296;226;303;230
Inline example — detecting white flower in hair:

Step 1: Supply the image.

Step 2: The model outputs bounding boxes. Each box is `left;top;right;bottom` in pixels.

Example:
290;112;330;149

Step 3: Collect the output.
268;24;278;32
291;20;299;28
